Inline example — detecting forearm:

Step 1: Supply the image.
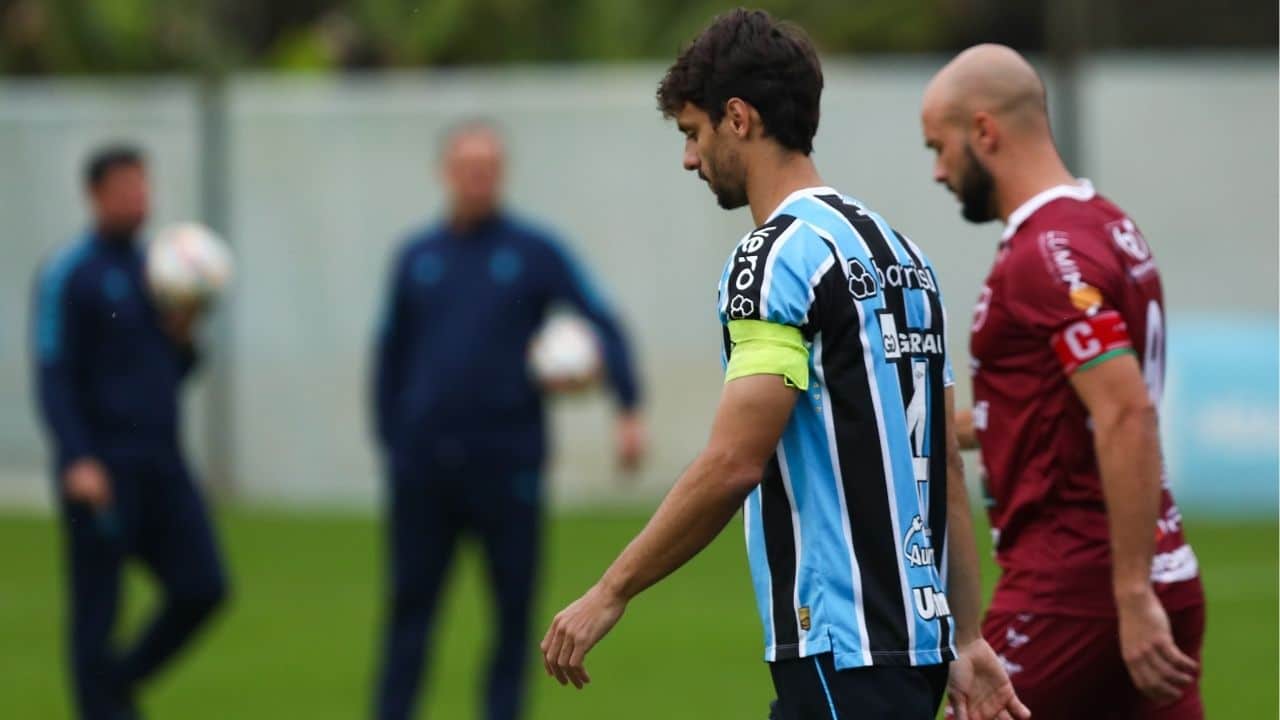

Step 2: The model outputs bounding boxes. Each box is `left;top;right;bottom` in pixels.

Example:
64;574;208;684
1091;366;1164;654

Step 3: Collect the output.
1097;406;1163;600
599;450;755;601
944;452;984;645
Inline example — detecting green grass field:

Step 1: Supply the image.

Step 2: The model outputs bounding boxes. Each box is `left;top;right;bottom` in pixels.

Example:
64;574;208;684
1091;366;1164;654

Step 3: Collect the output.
1;509;1274;719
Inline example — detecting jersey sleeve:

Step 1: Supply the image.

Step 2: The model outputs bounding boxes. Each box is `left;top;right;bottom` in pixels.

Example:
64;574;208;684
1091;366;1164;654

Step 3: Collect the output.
718;216;829;330
32;253;94;466
1005;227;1135;375
542;233;642;410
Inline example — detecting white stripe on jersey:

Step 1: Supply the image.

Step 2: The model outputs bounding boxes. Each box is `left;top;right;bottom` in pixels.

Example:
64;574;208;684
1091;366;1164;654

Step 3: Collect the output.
812;331;874;667
759;220;805;322
811;196;921;664
743;493;778;662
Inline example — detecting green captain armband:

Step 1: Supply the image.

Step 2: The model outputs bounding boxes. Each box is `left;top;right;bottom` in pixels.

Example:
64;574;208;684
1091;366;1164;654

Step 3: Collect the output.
724;320;810;390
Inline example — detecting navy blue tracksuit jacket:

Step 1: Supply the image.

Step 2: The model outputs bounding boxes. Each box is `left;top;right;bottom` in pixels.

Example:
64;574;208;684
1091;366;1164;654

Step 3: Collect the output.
373;211;640;469
32;231;226;720
35;233;195;467
371;211;641;720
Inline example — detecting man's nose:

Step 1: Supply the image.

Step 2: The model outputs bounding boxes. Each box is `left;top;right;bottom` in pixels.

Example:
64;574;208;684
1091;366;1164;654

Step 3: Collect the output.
682;141;699;172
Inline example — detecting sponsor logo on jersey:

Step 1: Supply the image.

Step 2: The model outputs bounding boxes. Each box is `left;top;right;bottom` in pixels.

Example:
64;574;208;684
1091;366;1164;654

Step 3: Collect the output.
727;225;776;319
798;606;811;631
847;259;877;300
728;294;756;320
1043;231;1103;315
1069;285;1104;313
1108;217;1151;262
903;515;935;568
912;585;952;621
870;259;939;294
879;311;945;361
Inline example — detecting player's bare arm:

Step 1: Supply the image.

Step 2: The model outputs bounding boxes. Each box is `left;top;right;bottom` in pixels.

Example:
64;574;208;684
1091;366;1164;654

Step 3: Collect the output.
1070;352;1198;703
541;373;797;689
942;388;1030;720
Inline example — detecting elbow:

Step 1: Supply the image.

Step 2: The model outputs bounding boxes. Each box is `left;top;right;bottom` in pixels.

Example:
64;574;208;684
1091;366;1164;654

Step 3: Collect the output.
703;447;766;497
1106;400;1160;438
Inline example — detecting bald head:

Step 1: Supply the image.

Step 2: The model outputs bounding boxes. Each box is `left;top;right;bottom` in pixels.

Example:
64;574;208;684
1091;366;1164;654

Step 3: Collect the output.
923;44;1048;132
921;45;1076;226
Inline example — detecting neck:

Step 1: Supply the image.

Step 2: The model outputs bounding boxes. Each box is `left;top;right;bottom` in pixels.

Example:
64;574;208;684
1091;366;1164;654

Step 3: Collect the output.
95;224;136;245
993;140;1077;223
747;151;825;226
449;207;497;234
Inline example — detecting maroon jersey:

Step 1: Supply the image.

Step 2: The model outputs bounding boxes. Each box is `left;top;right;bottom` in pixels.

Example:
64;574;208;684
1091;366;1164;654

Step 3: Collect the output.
970;182;1202;617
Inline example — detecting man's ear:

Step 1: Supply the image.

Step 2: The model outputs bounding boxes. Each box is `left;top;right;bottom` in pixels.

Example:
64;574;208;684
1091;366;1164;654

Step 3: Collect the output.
724;97;753;140
971;111;1000;155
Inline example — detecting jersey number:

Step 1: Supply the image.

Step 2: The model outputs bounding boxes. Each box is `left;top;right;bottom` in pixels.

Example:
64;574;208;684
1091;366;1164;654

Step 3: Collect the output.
1143;299;1164;406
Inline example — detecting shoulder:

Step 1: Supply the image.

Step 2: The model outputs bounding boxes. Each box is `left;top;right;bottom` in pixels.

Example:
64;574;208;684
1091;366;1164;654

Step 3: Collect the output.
501;213;566;255
721;216;834;324
730;214;833;268
393;224;444;263
1008;196;1131;278
37;239;97;299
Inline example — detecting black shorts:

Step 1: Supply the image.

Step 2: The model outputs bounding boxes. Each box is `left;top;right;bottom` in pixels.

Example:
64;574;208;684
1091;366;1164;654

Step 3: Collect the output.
768;653;948;720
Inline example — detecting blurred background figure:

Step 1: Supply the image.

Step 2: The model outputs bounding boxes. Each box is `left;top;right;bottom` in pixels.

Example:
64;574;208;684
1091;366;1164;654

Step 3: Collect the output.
371;120;646;720
30;145;228;720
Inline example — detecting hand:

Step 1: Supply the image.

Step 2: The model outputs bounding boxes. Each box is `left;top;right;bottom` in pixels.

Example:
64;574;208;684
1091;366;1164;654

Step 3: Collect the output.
947;638;1030;720
541;582;627;689
63;458;111;509
1116;588;1198;704
163;299;208;345
615;412;647;472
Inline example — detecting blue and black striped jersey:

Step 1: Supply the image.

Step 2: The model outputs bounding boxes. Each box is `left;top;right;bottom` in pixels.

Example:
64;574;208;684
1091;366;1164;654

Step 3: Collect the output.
717;186;956;670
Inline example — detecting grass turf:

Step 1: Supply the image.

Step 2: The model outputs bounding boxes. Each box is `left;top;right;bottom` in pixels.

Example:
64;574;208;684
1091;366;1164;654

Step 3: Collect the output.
0;509;1274;718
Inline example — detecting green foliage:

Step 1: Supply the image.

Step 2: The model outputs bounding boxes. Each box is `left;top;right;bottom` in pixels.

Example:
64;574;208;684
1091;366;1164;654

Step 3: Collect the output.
0;0;954;74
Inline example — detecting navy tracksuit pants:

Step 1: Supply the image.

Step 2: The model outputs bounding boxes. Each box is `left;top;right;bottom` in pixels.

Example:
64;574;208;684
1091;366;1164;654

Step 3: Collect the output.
60;452;228;720
375;459;541;720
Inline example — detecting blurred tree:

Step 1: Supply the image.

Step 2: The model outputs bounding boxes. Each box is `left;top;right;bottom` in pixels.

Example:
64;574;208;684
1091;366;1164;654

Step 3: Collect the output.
0;0;1274;75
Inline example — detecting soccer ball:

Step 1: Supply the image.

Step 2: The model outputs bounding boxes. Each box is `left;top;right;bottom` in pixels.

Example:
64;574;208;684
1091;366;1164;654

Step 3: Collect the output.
146;222;234;309
529;314;601;392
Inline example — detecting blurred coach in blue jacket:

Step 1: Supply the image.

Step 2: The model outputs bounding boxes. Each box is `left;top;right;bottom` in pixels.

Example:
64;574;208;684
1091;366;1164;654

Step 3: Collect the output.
372;120;646;720
32;145;227;720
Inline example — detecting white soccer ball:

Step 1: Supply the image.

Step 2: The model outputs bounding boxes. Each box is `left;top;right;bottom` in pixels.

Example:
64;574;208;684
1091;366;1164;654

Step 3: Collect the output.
529;314;602;391
146;222;234;308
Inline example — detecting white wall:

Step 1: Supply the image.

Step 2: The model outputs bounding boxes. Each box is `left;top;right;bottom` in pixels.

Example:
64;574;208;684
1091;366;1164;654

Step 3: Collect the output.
1;54;1275;510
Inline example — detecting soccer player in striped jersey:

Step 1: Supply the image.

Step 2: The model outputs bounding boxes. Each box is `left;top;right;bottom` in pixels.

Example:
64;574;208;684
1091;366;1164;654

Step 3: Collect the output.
921;45;1205;719
542;11;1026;720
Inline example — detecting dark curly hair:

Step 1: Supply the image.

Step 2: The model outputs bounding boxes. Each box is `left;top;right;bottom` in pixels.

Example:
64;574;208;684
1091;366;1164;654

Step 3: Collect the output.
657;8;823;155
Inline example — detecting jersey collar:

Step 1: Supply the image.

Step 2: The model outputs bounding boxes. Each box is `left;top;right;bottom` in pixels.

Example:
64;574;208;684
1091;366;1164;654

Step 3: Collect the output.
766;185;840;222
1001;179;1096;241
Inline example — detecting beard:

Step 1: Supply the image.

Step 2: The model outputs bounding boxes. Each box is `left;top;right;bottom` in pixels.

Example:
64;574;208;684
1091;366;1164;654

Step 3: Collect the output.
959;144;997;223
702;144;749;210
98;217;144;243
